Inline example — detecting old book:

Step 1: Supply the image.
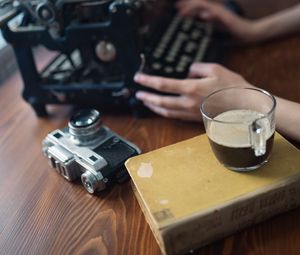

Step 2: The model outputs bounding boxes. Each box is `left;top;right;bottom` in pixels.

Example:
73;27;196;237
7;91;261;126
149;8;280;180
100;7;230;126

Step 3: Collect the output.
125;133;300;255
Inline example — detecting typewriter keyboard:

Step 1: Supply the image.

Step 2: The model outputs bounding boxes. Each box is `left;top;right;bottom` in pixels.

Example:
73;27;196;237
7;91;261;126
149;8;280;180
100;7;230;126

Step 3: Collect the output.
147;15;213;78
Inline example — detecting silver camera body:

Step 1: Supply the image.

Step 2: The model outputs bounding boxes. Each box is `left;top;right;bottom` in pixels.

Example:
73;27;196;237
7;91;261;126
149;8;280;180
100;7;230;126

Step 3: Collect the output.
42;109;141;194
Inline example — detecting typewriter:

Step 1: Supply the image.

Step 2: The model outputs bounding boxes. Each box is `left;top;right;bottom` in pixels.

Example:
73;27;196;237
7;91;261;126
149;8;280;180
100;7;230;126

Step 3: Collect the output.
0;0;241;116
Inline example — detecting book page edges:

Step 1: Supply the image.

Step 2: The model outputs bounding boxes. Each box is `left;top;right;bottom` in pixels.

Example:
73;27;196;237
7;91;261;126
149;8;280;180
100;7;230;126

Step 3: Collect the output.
131;182;168;254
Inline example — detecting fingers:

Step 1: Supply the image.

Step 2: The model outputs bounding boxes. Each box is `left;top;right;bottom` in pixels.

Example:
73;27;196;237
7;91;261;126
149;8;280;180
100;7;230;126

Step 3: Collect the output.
134;73;196;95
134;64;236;95
177;0;249;40
143;102;202;122
135;91;188;111
135;90;204;121
188;62;223;78
177;0;211;17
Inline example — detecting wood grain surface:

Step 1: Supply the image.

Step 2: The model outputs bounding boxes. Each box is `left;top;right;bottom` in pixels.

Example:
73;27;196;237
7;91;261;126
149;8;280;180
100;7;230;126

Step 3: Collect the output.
1;1;300;255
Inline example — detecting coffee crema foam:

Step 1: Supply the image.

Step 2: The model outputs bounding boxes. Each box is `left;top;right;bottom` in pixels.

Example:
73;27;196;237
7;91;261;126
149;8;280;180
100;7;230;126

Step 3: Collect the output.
209;109;273;148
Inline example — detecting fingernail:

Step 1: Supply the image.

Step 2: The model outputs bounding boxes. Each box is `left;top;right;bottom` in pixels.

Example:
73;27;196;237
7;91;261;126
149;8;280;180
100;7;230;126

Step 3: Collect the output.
135;91;145;99
134;73;142;82
199;11;211;19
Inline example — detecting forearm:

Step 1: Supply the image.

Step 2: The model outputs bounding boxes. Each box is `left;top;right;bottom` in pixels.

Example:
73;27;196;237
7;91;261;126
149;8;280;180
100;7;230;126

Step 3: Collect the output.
253;3;300;43
275;97;300;142
241;85;300;141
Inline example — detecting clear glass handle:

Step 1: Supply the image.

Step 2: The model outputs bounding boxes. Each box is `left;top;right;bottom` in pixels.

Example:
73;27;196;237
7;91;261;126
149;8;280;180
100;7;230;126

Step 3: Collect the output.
250;119;266;156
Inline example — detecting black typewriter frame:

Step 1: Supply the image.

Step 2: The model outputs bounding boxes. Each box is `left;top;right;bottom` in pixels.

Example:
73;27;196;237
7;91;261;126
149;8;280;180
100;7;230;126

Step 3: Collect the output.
2;1;144;116
1;0;243;117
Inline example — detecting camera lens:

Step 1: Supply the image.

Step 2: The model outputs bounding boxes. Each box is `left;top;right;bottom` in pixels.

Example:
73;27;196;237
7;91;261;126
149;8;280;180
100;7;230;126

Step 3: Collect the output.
70;109;100;128
69;109;103;145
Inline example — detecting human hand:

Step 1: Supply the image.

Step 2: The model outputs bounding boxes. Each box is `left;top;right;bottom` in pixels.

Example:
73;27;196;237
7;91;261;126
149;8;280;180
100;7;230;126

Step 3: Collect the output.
176;0;260;43
134;63;252;121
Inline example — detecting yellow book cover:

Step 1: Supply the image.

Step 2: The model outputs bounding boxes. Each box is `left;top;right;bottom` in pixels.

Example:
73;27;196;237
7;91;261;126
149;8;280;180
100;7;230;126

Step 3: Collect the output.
125;133;300;255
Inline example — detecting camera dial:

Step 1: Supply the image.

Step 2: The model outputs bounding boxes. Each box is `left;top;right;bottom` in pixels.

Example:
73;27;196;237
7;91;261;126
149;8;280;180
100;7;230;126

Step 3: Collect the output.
69;109;103;146
81;171;106;194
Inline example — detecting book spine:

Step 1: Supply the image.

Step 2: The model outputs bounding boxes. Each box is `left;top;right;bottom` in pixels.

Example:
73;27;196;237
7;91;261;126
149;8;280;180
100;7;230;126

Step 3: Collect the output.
162;174;300;255
131;182;168;255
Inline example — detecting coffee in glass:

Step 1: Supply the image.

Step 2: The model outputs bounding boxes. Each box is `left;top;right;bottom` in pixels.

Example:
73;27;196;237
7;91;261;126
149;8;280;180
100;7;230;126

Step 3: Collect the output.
200;88;276;171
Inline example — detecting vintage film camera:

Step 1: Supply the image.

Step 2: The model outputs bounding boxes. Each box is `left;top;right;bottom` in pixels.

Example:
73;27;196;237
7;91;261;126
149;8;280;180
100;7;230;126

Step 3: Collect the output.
42;109;141;193
0;0;242;117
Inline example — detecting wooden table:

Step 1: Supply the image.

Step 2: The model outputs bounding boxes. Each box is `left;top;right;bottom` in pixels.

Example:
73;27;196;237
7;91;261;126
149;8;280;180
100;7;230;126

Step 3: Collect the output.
1;6;300;255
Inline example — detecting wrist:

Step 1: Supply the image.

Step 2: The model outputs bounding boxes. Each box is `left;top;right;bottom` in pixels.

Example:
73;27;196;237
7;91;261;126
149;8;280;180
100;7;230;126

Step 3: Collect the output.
220;12;262;44
247;20;268;43
234;20;264;44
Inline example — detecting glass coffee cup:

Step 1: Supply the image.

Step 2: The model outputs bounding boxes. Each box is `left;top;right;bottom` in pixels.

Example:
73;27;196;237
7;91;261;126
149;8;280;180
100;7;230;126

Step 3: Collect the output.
200;87;276;171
